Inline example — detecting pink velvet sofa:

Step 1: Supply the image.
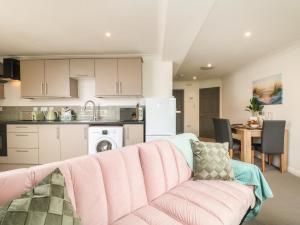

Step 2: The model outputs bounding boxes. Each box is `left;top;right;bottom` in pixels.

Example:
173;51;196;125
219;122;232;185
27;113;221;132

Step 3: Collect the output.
0;140;255;225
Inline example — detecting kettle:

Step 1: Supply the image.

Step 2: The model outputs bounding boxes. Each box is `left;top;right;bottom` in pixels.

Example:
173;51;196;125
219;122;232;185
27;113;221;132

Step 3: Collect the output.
32;111;45;121
60;107;73;121
44;108;59;121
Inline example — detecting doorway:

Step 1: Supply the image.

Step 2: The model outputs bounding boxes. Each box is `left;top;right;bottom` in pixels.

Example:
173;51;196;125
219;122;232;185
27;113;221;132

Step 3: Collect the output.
199;87;220;138
173;89;184;134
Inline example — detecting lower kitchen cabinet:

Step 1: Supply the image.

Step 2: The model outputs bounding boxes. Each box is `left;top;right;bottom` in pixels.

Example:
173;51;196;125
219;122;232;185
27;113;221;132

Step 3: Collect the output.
1;123;144;167
123;124;144;146
6;149;38;164
3;125;39;165
38;125;61;164
60;125;88;160
2;124;89;165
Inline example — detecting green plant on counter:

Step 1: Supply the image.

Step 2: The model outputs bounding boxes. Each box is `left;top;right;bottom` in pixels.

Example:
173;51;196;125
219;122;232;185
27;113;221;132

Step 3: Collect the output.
246;97;264;115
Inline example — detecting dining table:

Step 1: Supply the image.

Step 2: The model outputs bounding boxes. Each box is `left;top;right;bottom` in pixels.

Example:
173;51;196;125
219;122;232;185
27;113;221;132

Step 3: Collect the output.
231;125;289;172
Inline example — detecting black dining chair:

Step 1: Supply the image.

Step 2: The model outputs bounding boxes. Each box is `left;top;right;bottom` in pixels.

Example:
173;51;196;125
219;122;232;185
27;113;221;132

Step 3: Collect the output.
252;120;286;173
213;118;241;159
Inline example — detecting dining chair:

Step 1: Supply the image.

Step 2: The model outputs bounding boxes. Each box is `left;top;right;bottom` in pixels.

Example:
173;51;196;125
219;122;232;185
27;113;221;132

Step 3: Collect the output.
213;118;241;159
252;120;286;173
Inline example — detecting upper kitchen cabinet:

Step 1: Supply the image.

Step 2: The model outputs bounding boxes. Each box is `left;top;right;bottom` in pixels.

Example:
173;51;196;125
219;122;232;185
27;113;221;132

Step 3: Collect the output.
95;58;142;97
21;60;45;97
21;59;78;98
95;59;118;96
118;58;142;96
70;59;95;78
45;59;77;97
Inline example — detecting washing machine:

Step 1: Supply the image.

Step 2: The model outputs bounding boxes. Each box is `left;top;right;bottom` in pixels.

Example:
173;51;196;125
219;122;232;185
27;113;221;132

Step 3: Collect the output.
88;126;123;154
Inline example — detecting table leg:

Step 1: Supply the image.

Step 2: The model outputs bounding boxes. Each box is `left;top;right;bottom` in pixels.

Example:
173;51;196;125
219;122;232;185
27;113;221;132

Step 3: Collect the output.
282;129;289;172
240;129;252;163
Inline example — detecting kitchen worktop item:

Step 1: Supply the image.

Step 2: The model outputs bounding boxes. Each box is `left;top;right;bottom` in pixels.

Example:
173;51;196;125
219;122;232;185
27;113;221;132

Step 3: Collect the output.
60;107;74;121
43;108;59;121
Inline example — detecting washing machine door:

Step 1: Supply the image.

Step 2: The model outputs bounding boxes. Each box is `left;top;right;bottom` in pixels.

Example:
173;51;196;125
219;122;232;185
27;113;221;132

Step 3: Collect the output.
96;138;117;152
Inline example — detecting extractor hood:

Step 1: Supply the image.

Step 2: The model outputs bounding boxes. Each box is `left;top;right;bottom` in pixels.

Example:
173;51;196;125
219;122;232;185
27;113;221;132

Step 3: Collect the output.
0;58;20;82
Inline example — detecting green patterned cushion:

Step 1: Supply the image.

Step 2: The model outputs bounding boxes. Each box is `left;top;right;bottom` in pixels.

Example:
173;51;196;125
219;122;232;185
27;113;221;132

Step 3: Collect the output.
191;140;235;181
0;168;82;225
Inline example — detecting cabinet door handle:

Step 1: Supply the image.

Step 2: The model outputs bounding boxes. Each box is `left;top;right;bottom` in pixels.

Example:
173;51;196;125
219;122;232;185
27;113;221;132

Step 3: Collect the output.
15;126;28;129
119;82;122;95
16;150;29;153
41;82;44;95
45;83;48;95
15;134;28;137
56;127;60;139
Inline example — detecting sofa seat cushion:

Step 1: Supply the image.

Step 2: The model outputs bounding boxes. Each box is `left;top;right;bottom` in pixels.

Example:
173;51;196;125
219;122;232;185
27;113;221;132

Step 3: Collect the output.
112;205;181;225
112;180;255;225
150;180;255;225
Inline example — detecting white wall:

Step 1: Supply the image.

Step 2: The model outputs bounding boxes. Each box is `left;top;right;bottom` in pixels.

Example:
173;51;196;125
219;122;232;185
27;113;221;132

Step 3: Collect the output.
0;57;173;107
222;41;300;176
143;56;173;98
173;78;222;136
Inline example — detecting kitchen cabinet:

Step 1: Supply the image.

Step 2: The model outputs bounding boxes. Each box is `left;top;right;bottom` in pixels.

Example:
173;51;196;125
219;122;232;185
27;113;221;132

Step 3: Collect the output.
7;133;38;149
95;58;142;97
70;59;95;78
1;124;89;166
5;125;39;164
45;59;78;97
60;125;88;160
20;59;78;98
123;124;144;146
118;58;142;96
5;149;38;164
21;60;45;97
38;125;61;164
95;59;118;96
7;124;39;133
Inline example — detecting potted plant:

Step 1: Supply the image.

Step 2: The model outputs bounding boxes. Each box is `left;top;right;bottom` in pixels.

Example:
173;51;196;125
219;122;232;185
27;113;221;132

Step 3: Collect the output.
246;97;264;126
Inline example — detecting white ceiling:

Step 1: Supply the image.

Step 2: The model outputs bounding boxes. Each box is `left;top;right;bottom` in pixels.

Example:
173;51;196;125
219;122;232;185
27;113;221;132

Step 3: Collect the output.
0;0;159;55
176;0;300;80
1;0;300;80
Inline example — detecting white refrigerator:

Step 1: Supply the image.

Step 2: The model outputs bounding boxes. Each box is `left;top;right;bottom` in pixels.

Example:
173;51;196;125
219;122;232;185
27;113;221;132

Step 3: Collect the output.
145;98;176;142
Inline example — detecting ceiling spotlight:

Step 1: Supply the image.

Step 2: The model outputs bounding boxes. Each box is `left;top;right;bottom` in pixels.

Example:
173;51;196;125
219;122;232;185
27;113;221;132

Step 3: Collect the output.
193;76;197;80
207;63;212;67
105;32;111;37
244;31;252;37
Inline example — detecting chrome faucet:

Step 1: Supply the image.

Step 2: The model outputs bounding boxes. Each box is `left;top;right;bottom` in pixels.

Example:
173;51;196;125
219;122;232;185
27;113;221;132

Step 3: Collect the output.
83;100;97;121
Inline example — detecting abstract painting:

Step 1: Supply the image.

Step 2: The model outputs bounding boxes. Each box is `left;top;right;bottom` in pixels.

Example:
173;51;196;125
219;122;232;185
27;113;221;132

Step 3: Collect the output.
253;74;283;105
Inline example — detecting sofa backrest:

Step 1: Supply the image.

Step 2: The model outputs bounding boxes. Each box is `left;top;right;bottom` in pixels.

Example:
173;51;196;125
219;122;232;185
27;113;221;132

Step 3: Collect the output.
138;141;192;201
0;140;191;225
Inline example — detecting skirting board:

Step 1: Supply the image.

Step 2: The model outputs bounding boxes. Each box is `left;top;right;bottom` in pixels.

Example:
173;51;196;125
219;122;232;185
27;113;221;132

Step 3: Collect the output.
288;167;300;178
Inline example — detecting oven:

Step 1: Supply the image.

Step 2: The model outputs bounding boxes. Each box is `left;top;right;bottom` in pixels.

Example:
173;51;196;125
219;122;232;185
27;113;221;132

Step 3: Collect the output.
0;124;7;156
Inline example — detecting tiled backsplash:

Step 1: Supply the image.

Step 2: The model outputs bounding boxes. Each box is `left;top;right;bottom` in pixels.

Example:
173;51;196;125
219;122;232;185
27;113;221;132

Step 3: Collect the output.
0;106;138;121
